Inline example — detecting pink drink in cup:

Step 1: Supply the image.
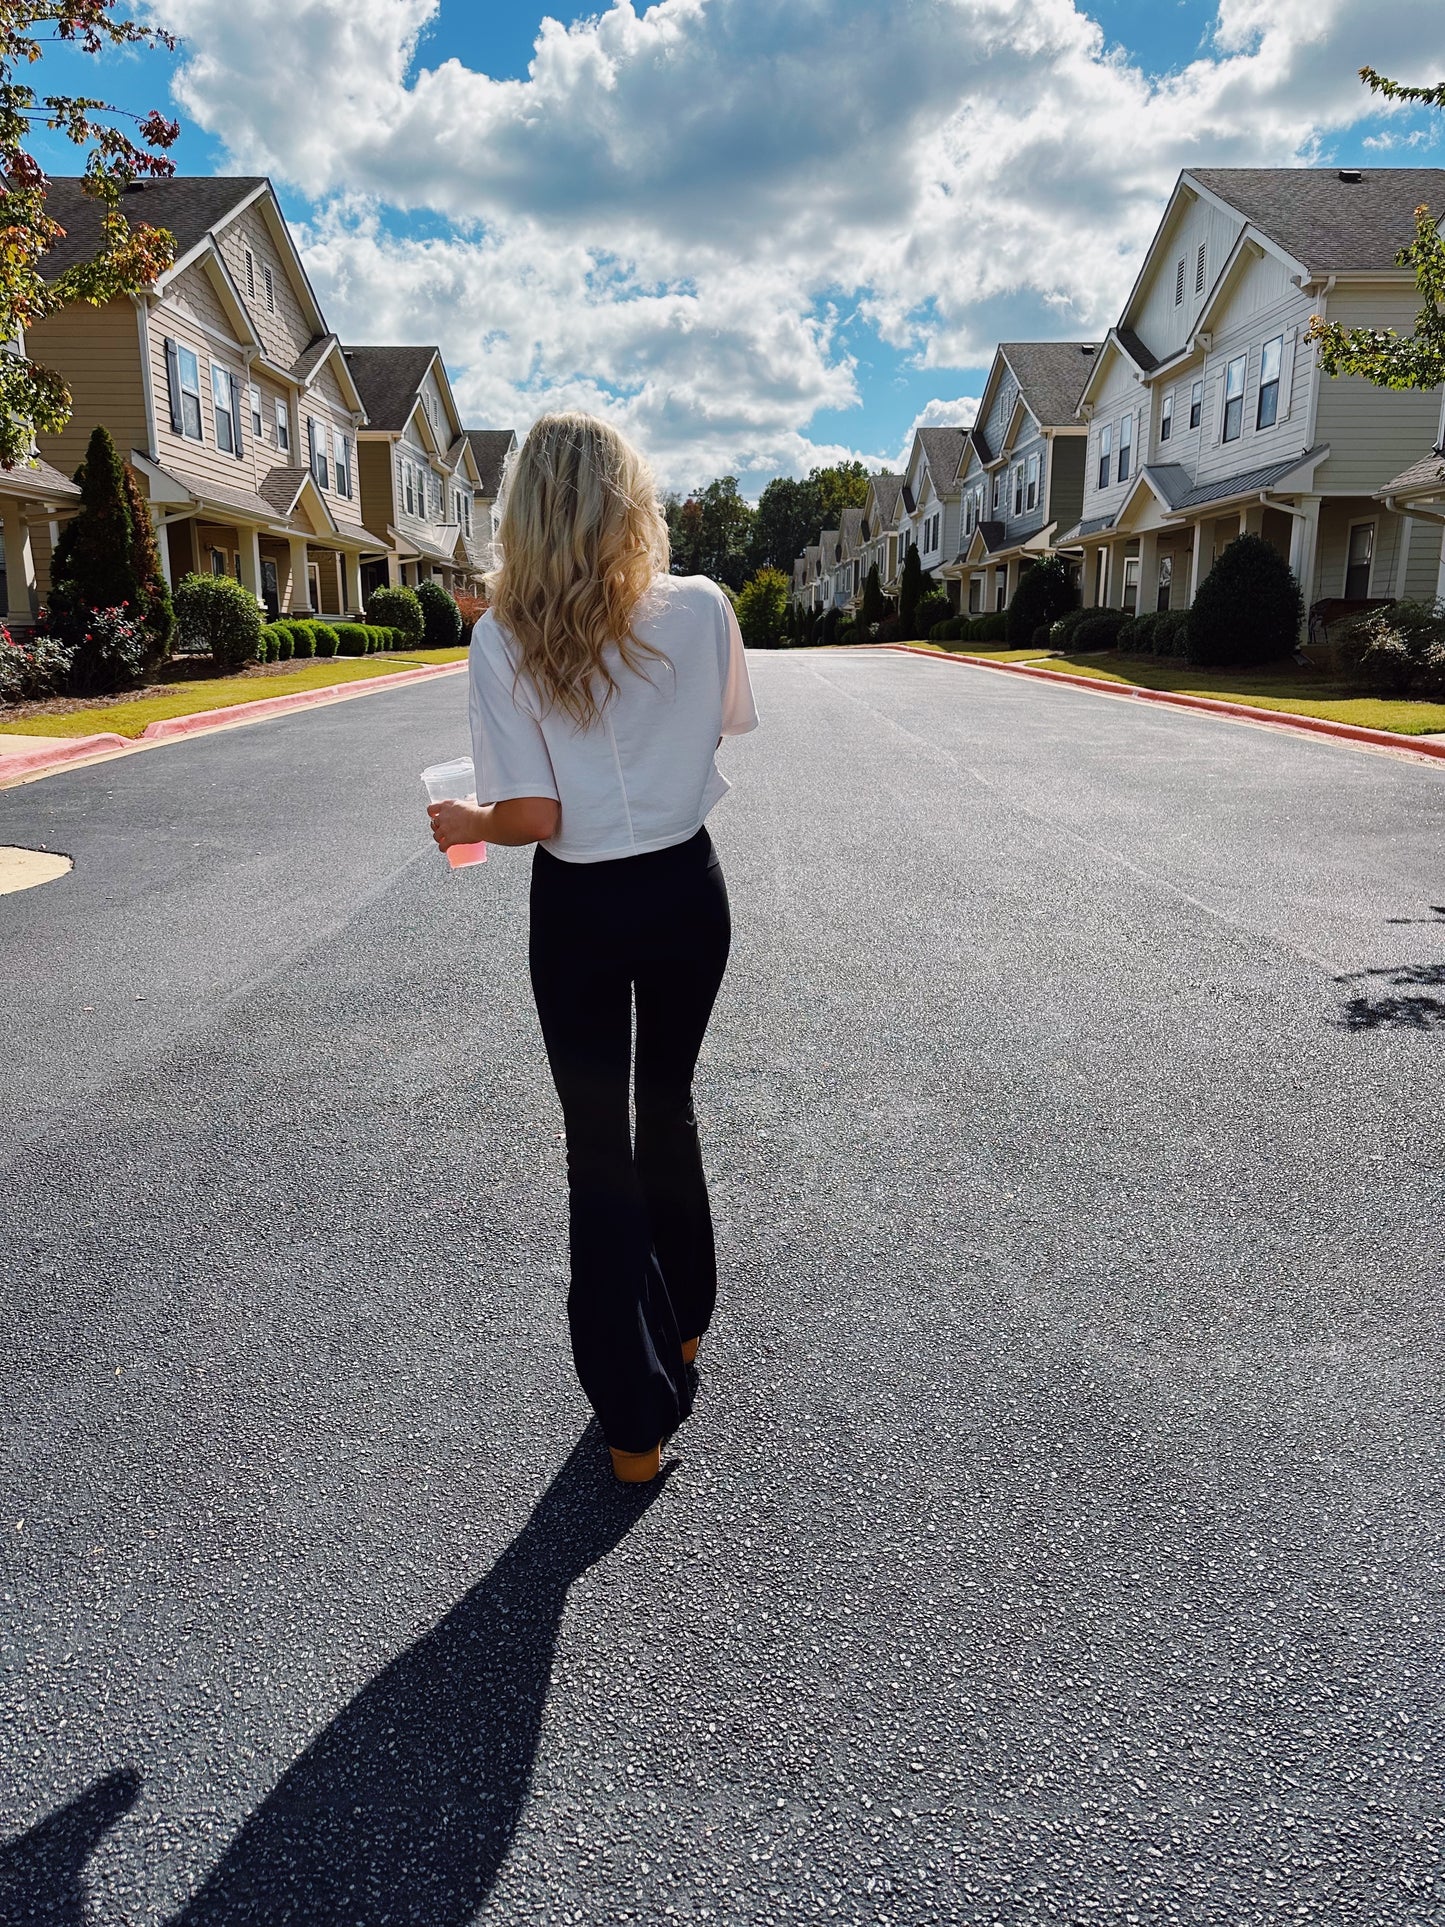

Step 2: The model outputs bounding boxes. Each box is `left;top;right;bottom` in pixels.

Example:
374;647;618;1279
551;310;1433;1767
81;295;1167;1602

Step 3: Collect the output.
421;757;487;869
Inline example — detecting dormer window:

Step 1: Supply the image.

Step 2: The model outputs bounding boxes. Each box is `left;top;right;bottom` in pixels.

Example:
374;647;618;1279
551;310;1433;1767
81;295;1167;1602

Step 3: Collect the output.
1025;451;1039;511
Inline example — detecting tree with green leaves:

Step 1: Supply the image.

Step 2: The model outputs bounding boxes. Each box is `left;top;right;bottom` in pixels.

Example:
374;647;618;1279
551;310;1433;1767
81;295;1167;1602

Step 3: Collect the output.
0;3;181;466
898;542;937;638
665;476;754;588
860;563;886;627
1306;68;1445;390
745;461;874;573
734;566;790;648
47;422;139;608
120;457;172;657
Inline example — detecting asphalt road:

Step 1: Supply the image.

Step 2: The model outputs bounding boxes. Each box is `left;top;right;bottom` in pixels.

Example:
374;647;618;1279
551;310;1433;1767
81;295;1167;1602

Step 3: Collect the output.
1;649;1442;1926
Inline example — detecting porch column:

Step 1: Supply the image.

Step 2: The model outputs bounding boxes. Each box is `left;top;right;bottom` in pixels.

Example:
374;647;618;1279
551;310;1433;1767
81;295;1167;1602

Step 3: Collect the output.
1137;531;1161;616
1288;496;1321;631
236;525;263;601
1393;512;1414;598
1;502;37;624
342;548;364;617
1187;519;1207;604
1240;503;1265;539
150;507;173;588
287;535;313;614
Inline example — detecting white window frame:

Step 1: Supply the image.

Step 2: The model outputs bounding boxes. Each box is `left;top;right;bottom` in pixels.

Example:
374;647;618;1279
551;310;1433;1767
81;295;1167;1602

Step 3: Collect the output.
1012;465;1023;516
1118;410;1133;484
1189;379;1203;430
1122;554;1140;614
176;344;203;442
332;426;351;499
275;397;290;452
1256;334;1283;430
1344;520;1375;599
1160;391;1174;443
249;382;263;440
309;415;329;490
1097;423;1112;491
1222;353;1246;443
211;362;236;455
1025;451;1039;511
403;461;414;516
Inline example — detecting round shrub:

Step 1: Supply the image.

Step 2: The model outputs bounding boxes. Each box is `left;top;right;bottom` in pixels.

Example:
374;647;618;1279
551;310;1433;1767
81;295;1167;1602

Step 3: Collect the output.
978;612;1009;643
1049;608;1093;650
912;590;951;640
334;622;371;657
290;623;316;660
173;572;265;671
1188;533;1303;668
274;623;297;662
366;584;424;646
1070;609;1132;653
1006;554;1078;646
416;581;463;649
311;623;341;659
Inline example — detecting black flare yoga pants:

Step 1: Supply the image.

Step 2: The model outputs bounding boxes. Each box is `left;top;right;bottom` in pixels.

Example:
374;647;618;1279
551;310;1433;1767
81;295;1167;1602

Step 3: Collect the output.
528;825;732;1453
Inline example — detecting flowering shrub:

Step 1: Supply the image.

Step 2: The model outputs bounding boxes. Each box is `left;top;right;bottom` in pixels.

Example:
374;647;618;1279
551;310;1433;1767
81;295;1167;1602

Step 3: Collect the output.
1338;600;1445;698
0;626;74;702
57;605;150;695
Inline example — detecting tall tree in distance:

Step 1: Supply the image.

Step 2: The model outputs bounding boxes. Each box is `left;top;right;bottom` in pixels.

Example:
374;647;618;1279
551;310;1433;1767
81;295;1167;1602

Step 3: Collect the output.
746;460;875;572
0;2;181;466
1306;67;1445;391
665;476;755;588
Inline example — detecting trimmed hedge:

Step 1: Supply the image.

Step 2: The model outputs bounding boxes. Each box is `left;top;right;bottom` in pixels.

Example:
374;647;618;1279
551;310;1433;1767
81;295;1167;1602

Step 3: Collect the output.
1049;607;1098;650
1121;609;1192;658
1189;533;1302;668
174;572;265;670
1070;608;1133;653
366;584;424;645
415;579;464;649
1006;554;1078;646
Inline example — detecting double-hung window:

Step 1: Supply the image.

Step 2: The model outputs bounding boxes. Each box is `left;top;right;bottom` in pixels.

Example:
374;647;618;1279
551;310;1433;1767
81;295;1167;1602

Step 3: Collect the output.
332;428;351;499
308;416;329;489
1013;466;1023;516
992;474;1002;514
1118;411;1133;484
1025;451;1039;511
1160;392;1174;443
1098;423;1112;491
275;398;290;452
403;461;414;516
174;344;203;441
1222;353;1246;442
249;384;263;440
1189;379;1203;430
1256;334;1283;429
212;364;237;454
1344;522;1374;599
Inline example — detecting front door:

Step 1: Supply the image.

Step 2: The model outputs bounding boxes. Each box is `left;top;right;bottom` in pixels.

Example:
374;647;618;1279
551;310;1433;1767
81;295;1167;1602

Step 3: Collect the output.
307;562;322;613
260;558;279;621
1344;522;1374;600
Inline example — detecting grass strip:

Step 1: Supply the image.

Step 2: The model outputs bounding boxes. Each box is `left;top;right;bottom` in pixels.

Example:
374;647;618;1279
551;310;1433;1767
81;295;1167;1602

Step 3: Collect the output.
0;649;469;740
1040;654;1445;737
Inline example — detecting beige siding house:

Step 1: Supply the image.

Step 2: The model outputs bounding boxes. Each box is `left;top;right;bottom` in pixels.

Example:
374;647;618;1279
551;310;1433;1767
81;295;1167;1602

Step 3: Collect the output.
344;345;496;600
30;176;382;620
459;428;517;577
1059;168;1445;630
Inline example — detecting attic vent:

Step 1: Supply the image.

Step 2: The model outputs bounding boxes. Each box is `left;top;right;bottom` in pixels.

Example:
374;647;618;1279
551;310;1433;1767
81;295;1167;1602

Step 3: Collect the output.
1338;169;1363;184
1081;344;1095;355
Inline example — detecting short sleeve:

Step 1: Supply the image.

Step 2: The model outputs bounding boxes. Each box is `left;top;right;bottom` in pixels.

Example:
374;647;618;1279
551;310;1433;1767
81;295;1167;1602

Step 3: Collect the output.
718;589;760;736
468;624;560;805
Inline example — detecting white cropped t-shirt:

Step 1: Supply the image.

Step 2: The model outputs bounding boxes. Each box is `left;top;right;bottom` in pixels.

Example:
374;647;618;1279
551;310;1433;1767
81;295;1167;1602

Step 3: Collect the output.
468;574;760;864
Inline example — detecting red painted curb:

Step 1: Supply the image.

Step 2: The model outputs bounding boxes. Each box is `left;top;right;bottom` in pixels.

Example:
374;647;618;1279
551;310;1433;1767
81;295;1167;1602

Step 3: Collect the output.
880;644;1445;764
0;658;466;786
0;731;130;783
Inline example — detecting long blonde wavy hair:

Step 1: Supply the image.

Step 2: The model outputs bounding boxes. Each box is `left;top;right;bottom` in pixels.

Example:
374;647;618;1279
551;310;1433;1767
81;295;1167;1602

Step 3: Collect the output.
485;412;673;729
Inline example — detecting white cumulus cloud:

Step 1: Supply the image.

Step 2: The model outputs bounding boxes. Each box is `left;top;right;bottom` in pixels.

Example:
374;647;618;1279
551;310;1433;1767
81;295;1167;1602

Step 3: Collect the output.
143;0;1445;493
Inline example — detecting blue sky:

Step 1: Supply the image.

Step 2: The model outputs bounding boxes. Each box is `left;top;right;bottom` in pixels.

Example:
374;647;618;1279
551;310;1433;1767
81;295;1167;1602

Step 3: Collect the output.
26;1;1445;495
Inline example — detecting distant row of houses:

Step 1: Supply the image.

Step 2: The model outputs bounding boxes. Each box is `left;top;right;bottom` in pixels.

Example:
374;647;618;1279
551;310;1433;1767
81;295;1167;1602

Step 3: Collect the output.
793;168;1445;633
0;175;517;632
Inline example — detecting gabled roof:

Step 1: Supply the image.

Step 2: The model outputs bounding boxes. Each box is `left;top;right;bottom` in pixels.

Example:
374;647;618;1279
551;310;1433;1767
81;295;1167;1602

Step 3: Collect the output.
37;176;267;280
343;346;442;432
999;342;1099;427
867;473;904;525
838;505;865;552
1187;167;1445;274
0;453;79;502
292;336;339;385
916;427;969;493
1380;449;1445;499
461;429;517;496
1115;329;1158;374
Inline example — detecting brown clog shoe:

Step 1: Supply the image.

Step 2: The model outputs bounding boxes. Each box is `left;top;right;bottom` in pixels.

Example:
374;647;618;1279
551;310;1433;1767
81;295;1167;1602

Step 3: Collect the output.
609;1443;662;1484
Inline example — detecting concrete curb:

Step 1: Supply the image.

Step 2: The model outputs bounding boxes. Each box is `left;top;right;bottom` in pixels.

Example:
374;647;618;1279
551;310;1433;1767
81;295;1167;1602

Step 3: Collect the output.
880;644;1445;765
0;658;467;788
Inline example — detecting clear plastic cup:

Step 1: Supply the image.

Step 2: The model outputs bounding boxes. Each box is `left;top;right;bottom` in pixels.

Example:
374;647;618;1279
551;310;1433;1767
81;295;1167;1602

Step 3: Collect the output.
421;757;487;869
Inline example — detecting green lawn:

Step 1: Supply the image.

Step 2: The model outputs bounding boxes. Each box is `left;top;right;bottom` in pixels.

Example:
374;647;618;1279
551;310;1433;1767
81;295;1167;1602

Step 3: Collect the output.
904;640;1055;665
0;649;469;740
1040;653;1445;737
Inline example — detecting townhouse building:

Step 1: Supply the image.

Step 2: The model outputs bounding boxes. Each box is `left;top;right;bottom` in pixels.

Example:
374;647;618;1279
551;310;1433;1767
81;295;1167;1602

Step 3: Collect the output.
1057;168;1445;626
0;413;78;630
855;473;903;607
897;428;969;601
459;428;517;575
946;343;1096;613
830;505;866;612
344;345;491;601
31;176;378;620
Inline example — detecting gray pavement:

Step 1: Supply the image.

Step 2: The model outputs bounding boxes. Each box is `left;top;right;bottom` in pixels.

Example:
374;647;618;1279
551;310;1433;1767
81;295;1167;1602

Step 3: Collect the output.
1;649;1442;1926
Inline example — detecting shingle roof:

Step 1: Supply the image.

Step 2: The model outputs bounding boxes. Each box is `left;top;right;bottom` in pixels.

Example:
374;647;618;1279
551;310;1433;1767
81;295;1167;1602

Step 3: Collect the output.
1379;449;1445;498
37;175;267;280
256;465;312;517
343;346;440;432
461;428;516;496
1115;329;1158;373
1187;167;1445;272
0;454;79;501
291;336;338;385
999;342;1100;427
868;473;904;524
971;520;1008;556
838;505;865;551
916;427;969;491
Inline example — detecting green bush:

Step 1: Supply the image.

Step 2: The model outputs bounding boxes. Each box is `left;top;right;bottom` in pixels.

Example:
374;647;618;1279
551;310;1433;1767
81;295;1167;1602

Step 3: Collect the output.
914;591;952;639
310;623;340;659
1338;600;1445;697
860;564;886;627
1049;608;1096;651
736;567;791;648
414;579;463;649
1031;623;1053;650
366;584;424;645
334;622;372;657
269;623;295;662
975;612;1008;643
45;427;171;679
173;572;265;671
836;622;861;646
293;622;317;660
930;614;965;644
0;628;75;702
1070;609;1133;653
1189;533;1303;668
1006;554;1078;646
1125;610;1192;658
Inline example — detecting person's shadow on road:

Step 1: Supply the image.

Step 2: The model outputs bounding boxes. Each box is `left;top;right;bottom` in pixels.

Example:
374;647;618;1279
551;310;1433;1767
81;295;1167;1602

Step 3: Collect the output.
1;1427;667;1927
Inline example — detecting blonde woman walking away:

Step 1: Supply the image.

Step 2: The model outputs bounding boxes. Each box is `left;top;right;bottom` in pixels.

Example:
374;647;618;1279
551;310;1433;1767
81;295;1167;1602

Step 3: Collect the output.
427;414;759;1485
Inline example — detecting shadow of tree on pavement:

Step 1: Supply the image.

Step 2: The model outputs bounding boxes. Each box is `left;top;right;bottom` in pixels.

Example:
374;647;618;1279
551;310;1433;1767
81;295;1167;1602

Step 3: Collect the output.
1335;908;1445;1030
